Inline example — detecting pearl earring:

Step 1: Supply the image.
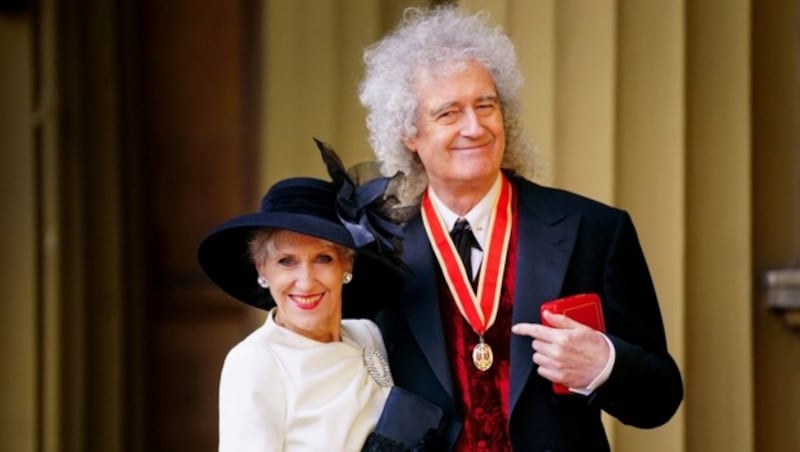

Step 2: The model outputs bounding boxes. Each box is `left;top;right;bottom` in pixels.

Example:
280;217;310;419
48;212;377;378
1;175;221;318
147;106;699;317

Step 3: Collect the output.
343;272;353;284
257;276;269;289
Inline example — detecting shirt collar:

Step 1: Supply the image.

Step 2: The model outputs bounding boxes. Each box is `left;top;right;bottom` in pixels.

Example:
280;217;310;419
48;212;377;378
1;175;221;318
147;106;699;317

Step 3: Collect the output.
428;174;502;249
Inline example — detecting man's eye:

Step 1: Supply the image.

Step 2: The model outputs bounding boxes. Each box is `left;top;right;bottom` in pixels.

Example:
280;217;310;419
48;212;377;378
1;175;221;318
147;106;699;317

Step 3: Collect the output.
436;110;459;122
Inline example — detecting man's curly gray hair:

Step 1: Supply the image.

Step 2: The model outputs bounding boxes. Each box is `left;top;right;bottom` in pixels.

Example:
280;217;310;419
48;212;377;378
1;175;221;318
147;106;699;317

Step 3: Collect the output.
358;5;536;204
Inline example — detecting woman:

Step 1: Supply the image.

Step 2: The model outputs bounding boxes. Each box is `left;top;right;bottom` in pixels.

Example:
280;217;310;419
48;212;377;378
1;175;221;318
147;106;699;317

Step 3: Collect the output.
198;140;442;451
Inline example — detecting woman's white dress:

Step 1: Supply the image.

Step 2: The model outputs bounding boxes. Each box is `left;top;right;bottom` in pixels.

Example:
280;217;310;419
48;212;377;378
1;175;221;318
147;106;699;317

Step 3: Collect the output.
218;309;392;452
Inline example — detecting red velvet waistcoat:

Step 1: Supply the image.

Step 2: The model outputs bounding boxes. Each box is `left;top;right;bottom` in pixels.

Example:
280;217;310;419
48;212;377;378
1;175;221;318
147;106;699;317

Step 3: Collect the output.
438;196;519;452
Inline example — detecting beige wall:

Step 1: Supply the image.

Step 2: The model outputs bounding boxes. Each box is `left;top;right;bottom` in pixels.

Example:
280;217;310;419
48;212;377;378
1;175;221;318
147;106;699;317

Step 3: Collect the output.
259;0;428;186
0;11;37;452
0;2;126;451
685;1;753;451
4;0;800;451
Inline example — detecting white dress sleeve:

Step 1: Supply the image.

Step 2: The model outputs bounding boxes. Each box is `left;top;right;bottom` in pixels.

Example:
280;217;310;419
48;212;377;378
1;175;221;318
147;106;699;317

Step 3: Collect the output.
218;339;286;452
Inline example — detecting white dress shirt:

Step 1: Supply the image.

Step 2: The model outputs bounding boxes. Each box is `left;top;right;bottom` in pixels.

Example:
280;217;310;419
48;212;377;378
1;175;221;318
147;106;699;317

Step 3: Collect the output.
428;174;501;281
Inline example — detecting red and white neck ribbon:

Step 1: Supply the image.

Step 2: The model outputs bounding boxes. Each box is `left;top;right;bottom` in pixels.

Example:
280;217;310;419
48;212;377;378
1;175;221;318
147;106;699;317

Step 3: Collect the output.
421;176;513;337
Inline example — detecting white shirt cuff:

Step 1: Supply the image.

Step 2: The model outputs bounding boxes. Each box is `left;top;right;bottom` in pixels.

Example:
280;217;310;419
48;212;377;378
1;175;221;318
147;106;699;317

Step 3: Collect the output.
569;333;615;396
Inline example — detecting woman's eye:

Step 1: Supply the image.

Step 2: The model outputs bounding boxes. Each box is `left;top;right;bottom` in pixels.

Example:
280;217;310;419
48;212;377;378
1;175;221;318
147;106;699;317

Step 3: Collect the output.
278;257;296;266
316;254;333;264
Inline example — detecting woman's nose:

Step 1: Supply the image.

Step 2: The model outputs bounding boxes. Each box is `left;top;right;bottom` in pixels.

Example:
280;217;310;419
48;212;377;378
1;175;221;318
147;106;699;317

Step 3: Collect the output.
294;264;315;288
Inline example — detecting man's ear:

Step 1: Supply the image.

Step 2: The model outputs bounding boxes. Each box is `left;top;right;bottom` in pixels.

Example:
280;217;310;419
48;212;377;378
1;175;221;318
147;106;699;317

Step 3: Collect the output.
402;136;418;153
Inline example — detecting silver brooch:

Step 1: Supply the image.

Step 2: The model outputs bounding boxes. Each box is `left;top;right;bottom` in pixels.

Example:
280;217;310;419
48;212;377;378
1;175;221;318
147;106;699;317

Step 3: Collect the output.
363;346;393;387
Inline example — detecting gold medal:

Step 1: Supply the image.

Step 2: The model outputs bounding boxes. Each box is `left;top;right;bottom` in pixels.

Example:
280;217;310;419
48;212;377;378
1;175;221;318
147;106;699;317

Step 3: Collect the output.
472;337;493;371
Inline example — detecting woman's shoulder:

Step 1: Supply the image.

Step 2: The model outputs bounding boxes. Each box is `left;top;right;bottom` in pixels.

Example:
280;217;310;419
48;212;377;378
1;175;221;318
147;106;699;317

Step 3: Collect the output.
222;314;281;367
341;318;383;348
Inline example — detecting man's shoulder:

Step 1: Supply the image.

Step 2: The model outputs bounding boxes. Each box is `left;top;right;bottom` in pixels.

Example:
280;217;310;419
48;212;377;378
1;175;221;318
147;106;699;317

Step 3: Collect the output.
512;176;625;219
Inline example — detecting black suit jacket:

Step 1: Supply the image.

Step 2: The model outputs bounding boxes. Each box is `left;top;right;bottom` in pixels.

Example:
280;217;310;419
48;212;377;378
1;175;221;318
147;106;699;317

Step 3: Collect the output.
377;177;683;451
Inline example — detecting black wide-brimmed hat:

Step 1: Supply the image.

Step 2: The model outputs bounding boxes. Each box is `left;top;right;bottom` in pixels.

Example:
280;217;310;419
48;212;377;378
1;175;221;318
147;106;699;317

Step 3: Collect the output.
197;139;413;318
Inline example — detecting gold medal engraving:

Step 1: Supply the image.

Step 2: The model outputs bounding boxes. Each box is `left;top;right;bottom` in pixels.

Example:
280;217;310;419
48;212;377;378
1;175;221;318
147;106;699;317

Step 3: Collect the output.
472;340;493;371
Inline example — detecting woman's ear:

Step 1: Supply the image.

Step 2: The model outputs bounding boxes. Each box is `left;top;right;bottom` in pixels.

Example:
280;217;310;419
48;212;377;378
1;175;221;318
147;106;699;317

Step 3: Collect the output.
255;261;267;277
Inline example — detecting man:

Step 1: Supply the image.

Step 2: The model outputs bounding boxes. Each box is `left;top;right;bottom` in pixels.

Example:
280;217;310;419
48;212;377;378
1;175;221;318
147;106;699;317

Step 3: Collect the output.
359;6;683;451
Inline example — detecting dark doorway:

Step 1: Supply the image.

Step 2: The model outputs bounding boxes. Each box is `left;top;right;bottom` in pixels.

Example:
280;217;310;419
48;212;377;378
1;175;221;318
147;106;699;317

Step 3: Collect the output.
119;1;263;450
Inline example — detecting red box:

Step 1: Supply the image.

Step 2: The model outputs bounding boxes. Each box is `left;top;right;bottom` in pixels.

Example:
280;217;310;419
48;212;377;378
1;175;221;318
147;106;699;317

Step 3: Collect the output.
540;293;606;394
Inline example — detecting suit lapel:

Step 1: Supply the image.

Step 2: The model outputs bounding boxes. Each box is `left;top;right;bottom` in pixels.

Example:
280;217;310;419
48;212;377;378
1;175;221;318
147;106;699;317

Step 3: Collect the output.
401;216;456;400
508;181;581;416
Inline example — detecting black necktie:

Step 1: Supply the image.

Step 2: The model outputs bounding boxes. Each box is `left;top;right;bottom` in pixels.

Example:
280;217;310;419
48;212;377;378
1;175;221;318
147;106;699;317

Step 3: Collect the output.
450;218;482;284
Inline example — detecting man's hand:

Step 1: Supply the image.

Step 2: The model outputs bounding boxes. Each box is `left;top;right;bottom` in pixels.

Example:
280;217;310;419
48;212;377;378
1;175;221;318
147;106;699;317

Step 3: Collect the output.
511;310;609;390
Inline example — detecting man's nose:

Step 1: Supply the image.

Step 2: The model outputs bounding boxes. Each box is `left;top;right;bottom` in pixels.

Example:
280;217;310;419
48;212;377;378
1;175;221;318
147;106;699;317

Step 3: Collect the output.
460;108;483;137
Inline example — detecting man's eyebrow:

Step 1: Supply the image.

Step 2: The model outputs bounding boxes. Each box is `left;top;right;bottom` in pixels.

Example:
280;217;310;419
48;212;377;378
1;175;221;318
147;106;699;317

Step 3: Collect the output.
476;95;500;104
429;101;460;117
429;95;499;116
